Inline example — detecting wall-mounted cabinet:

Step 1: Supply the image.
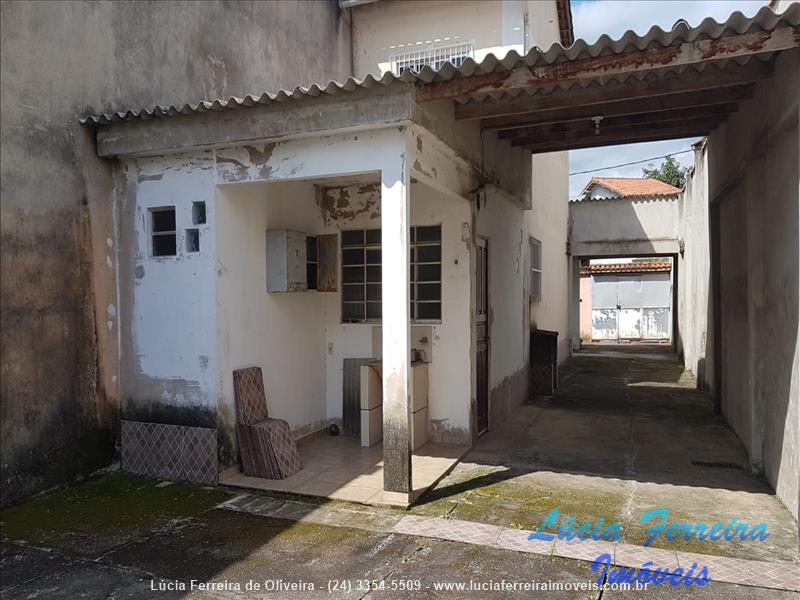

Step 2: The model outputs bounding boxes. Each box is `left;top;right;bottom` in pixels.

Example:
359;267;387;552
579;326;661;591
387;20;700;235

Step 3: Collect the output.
266;230;337;292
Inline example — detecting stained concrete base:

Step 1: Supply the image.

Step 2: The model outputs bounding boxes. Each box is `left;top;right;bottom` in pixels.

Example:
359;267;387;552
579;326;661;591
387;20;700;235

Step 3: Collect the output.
411;353;800;565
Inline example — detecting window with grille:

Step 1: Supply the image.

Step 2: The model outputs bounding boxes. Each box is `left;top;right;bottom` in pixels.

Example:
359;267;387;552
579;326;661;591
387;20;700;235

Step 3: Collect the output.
341;226;442;323
151;207;177;256
391;42;474;75
530;237;542;303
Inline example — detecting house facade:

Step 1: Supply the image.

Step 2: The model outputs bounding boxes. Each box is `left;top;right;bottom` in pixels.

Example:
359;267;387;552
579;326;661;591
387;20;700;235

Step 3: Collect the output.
90;0;572;503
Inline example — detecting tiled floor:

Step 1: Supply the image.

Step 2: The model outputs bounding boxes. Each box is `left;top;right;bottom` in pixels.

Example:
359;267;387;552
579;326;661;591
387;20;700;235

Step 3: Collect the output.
220;434;469;507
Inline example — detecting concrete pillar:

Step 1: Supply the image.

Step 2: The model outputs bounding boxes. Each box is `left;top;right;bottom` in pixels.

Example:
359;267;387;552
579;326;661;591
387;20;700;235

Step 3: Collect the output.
567;257;581;351
381;156;412;494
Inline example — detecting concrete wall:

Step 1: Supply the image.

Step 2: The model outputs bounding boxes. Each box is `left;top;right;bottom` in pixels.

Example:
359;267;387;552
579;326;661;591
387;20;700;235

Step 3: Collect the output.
705;49;799;521
677;143;714;394
352;0;562;78
528;152;571;364
570;196;680;258
0;0;352;505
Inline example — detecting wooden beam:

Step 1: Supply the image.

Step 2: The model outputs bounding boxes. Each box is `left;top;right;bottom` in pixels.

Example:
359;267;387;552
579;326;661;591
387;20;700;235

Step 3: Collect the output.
498;104;737;141
481;86;754;132
418;25;798;102
454;60;770;121
517;120;723;153
526;130;716;154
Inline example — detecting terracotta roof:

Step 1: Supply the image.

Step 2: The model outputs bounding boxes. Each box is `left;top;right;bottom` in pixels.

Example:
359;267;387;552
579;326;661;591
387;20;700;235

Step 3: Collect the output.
588;177;682;198
581;261;672;275
79;5;799;125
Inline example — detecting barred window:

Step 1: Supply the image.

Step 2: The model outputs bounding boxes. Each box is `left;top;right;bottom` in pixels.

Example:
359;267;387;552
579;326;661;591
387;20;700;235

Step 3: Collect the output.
341;226;442;323
391;42;474;75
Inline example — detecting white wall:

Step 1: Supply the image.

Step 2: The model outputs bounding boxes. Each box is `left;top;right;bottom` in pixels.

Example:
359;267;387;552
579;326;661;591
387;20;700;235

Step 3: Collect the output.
570;196;680;257
473;186;532;431
352;0;562;78
119;151;219;426
528;152;571;364
216;182;328;442
678;143;713;392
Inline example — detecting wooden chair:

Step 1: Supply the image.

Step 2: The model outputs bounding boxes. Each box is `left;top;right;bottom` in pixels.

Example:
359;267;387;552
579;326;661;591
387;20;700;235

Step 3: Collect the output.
233;367;302;479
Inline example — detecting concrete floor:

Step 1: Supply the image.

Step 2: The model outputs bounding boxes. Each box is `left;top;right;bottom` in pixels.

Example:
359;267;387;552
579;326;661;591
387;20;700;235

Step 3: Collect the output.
411;350;800;565
2;471;796;599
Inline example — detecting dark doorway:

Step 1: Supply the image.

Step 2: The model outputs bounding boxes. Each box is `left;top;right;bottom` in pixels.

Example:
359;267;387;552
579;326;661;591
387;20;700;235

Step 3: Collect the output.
476;237;489;435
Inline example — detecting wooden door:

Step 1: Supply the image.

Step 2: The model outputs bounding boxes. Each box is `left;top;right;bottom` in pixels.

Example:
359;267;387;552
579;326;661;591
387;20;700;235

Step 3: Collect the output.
475;238;489;435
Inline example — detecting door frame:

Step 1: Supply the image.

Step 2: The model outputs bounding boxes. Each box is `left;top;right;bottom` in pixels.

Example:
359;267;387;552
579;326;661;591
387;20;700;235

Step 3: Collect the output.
475;236;490;436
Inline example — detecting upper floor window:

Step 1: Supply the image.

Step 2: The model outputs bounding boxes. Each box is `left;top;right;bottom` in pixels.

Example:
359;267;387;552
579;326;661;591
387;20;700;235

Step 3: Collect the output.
341;226;442;323
391;41;474;75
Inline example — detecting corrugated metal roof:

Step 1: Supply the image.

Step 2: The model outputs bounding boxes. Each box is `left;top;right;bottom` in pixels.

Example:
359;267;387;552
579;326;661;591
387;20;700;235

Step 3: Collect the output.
80;5;800;126
581;261;672;275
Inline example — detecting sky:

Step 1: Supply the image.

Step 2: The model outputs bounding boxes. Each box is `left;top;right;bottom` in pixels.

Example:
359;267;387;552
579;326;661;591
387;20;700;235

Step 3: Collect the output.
567;0;765;198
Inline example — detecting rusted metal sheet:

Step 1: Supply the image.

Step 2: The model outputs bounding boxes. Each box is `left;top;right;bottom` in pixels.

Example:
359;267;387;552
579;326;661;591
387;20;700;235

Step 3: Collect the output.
415;26;799;102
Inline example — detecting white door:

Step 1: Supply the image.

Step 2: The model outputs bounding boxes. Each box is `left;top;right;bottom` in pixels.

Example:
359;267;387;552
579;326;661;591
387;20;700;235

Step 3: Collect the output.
617;275;642;339
591;275;618;340
641;272;671;339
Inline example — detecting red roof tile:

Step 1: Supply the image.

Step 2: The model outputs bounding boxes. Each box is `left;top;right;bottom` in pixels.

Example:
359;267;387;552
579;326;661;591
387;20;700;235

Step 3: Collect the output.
589;177;682;198
581;261;672;275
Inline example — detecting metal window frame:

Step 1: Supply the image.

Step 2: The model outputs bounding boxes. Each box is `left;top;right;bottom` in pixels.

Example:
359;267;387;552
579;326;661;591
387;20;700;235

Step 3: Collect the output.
340;226;442;323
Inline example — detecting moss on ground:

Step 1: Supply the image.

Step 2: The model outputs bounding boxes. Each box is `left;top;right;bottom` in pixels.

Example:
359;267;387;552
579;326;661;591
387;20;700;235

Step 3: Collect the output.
0;472;230;553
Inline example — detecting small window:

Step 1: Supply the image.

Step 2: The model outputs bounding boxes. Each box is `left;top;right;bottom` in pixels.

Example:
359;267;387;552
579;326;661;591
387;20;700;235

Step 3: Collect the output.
530;237;542;303
151;207;176;256
192;201;206;225
306;236;318;290
341;226;442;323
186;229;200;253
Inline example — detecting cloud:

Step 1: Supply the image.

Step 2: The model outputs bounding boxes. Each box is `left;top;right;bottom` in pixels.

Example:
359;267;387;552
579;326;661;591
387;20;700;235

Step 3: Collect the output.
570;0;766;45
569;138;700;198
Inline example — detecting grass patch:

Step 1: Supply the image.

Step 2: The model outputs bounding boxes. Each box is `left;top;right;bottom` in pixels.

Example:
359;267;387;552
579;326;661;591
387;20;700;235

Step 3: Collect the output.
0;472;230;553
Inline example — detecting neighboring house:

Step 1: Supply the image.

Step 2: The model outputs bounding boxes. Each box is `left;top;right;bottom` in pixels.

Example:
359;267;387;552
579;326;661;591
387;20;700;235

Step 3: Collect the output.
570;177;682;257
579;260;673;343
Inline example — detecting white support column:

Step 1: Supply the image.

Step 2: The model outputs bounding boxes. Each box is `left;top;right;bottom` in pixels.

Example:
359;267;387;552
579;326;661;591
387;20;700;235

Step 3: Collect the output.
381;151;413;495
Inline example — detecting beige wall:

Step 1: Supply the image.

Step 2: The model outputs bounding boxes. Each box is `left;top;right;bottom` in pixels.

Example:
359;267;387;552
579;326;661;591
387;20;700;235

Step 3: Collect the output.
352;0;562;77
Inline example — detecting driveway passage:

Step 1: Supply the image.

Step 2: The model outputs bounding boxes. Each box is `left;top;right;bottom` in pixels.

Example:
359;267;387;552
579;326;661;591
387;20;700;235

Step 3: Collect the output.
410;349;800;565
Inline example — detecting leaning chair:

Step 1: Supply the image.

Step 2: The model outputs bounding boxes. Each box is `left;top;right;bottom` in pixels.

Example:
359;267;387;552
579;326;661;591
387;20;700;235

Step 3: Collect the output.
233;367;302;479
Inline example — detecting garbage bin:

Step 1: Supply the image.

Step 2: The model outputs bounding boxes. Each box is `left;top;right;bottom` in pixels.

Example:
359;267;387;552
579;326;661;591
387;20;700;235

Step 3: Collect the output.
530;329;558;396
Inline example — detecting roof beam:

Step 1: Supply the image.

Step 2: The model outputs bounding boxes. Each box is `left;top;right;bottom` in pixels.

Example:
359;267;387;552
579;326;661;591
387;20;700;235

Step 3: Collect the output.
455;60;771;121
498;104;737;141
518;120;722;154
481;85;754;132
417;25;798;103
